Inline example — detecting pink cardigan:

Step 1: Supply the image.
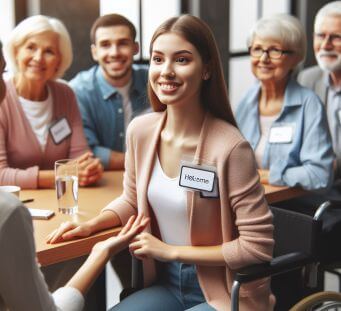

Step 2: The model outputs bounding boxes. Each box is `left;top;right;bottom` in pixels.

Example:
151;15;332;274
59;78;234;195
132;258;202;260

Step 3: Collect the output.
0;80;89;189
103;111;275;311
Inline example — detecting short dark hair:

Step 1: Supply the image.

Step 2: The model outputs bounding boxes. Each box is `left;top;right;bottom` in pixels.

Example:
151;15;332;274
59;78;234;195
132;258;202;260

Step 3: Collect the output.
90;14;137;44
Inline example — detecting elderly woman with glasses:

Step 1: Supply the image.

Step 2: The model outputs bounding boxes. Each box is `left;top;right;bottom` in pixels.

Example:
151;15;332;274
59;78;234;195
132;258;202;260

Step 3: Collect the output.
1;15;103;189
236;14;334;191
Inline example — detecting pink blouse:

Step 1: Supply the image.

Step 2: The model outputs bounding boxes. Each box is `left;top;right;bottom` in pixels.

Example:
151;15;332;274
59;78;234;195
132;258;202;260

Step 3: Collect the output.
0;80;89;189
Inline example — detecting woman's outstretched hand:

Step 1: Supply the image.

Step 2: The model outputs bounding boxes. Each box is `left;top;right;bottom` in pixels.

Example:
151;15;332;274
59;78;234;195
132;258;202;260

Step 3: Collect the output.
92;215;150;259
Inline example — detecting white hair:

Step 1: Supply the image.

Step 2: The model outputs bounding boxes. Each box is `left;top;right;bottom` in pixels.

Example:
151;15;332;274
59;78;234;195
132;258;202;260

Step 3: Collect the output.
315;1;341;31
247;14;307;64
3;15;73;79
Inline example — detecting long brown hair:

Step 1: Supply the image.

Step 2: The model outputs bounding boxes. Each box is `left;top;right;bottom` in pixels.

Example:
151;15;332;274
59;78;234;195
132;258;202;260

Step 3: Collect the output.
148;15;237;127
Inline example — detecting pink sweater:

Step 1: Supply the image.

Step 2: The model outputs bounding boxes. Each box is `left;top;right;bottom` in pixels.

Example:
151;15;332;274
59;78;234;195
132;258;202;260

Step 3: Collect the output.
0;80;89;189
103;112;275;311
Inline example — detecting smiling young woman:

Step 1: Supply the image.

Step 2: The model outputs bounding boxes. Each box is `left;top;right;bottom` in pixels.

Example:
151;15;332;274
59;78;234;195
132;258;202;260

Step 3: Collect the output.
48;14;275;311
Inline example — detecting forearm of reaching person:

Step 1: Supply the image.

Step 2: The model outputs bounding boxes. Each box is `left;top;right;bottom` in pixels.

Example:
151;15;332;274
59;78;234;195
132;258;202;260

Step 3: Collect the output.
66;247;109;295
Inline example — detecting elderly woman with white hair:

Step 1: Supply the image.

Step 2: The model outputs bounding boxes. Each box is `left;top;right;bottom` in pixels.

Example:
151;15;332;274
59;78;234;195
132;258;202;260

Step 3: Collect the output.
236;14;334;191
1;15;102;189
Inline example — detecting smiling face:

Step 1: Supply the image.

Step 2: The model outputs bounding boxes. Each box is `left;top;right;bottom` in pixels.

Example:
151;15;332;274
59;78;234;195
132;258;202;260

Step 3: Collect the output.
15;31;61;84
91;25;139;87
149;32;208;108
250;36;298;85
314;15;341;72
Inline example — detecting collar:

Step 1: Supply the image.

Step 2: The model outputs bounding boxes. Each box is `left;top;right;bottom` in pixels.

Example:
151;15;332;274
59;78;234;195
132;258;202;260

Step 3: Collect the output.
95;65;146;101
323;71;341;93
281;79;305;108
246;78;303;110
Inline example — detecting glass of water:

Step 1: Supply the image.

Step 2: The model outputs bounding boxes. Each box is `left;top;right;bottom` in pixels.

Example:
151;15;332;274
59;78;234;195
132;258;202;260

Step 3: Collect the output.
55;159;78;215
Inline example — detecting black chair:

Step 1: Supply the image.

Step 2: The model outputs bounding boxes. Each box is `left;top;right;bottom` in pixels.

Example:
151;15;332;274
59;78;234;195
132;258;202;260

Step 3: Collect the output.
231;206;322;311
315;200;341;291
121;206;323;310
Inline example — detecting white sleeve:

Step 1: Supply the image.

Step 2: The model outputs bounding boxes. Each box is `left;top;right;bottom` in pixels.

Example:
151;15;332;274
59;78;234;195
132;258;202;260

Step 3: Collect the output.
52;287;84;311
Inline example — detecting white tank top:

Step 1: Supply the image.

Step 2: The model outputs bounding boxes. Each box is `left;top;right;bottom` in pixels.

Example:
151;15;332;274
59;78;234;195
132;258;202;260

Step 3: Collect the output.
19;88;53;151
147;155;190;245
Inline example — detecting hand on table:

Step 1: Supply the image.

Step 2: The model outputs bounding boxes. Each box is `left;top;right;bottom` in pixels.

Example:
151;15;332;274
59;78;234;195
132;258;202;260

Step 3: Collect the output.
129;232;175;262
46;221;92;244
92;215;149;259
76;152;103;186
258;169;269;184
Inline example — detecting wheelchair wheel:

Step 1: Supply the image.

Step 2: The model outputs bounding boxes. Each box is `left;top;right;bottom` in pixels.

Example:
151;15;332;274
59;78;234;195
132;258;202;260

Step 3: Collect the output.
290;291;341;311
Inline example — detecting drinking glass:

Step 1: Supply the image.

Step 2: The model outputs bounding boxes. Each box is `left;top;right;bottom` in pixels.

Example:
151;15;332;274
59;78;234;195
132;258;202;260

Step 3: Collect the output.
55;159;78;215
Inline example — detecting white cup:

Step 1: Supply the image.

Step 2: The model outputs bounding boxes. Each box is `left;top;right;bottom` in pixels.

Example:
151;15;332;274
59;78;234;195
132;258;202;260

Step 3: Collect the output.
0;185;21;197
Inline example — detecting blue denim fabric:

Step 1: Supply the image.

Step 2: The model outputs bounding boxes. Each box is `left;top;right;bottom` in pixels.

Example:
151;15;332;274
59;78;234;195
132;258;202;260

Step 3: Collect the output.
111;261;215;311
236;79;334;191
69;65;149;168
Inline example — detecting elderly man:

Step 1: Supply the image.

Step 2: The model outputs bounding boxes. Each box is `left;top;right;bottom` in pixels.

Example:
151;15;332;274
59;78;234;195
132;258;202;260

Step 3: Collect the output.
298;1;341;262
70;14;149;171
298;1;341;177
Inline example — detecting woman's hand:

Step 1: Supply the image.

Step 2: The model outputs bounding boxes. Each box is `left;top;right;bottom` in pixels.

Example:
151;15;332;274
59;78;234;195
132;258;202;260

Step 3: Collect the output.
46;221;92;244
129;232;176;262
76;152;103;186
258;169;269;184
92;215;150;260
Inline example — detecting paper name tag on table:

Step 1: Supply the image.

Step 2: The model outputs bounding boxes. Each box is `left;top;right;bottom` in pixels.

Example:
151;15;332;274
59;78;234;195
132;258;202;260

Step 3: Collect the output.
28;208;55;220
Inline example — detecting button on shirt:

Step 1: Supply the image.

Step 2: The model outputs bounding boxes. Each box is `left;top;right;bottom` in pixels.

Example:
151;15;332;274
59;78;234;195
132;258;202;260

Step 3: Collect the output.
69;65;149;168
236;79;334;190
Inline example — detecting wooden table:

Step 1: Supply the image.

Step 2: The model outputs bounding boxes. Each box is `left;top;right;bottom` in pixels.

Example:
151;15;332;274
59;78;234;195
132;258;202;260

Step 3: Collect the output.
22;171;306;266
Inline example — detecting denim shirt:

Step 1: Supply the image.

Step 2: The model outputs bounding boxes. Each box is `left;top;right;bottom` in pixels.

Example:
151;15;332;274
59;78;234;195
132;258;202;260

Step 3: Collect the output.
69;65;149;168
236;79;334;190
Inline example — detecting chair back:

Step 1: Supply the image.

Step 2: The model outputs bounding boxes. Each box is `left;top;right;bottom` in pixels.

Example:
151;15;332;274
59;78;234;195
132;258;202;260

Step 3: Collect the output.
271;206;321;259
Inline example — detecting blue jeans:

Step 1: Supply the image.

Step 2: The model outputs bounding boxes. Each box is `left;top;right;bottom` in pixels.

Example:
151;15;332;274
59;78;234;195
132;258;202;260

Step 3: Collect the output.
110;261;215;311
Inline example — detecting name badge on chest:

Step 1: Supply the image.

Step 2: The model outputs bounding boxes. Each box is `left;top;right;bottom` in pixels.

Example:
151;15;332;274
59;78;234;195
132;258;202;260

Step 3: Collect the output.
49;117;72;145
269;125;293;143
179;165;215;192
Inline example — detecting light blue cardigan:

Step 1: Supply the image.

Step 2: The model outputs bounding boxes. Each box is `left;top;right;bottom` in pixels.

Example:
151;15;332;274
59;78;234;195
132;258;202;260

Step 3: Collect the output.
236;79;335;190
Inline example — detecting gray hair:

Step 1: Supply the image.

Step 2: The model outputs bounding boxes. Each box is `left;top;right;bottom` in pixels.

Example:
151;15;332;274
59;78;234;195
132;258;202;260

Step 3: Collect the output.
247;14;307;64
315;1;341;31
3;15;72;79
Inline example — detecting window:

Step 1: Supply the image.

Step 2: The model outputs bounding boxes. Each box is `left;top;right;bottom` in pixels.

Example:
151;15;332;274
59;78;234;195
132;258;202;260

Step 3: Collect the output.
0;1;15;43
100;0;180;60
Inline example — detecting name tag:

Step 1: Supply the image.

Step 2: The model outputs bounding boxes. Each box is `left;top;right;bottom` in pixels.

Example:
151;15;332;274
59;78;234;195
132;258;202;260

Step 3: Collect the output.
49;117;72;144
179;165;215;192
269;126;293;143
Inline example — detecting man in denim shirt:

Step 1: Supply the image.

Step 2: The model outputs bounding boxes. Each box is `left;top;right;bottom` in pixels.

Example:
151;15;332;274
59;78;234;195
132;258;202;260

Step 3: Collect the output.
70;14;149;170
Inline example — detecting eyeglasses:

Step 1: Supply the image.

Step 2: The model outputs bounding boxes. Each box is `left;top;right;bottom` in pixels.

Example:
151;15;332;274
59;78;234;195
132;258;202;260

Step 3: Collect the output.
314;33;341;46
249;47;294;59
